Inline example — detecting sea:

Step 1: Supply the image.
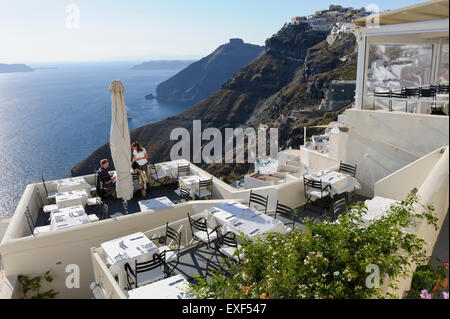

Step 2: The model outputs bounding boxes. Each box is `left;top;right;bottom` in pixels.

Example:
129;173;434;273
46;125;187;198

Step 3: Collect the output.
0;62;189;218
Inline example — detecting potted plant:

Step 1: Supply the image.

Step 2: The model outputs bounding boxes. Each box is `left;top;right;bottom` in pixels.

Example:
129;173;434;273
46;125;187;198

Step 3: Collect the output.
404;259;449;299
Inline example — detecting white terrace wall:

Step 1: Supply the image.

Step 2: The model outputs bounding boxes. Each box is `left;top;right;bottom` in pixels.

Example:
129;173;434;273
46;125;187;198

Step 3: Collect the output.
378;147;449;298
339;109;449;197
0;202;202;298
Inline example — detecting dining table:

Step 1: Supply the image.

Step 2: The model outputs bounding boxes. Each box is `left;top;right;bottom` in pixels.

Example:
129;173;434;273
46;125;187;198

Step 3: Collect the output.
49;205;90;231
179;174;210;199
206;201;287;238
138;196;175;212
54;176;91;194
127;274;191;299
307;169;360;197
101;232;160;289
155;159;191;178
55;189;89;208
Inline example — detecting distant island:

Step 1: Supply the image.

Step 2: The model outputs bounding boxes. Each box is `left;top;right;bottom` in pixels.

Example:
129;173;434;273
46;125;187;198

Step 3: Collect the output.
130;60;196;71
0;64;34;73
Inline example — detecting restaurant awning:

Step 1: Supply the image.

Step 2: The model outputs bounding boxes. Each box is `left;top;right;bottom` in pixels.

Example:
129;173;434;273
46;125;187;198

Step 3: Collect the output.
354;0;449;27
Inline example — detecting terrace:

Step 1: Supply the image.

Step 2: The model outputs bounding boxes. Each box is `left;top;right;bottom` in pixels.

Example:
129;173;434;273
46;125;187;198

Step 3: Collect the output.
0;0;449;300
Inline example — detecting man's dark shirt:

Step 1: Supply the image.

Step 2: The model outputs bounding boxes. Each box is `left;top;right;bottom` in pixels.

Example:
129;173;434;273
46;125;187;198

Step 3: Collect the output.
97;166;112;184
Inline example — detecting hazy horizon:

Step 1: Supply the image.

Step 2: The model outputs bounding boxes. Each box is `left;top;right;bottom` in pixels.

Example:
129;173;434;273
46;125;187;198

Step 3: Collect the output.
0;0;425;64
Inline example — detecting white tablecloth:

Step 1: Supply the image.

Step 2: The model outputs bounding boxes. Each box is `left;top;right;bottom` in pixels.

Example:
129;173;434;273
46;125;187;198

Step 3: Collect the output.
179;174;210;198
127;274;191;299
101;232;159;289
55;189;89;208
206;201;286;237
54;177;90;193
308;169;360;196
138;197;175;212
50;205;90;231
361;196;399;226
155;159;190;178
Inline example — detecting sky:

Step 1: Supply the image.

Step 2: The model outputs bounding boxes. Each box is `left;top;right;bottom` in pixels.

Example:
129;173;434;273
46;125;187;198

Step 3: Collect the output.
0;0;427;64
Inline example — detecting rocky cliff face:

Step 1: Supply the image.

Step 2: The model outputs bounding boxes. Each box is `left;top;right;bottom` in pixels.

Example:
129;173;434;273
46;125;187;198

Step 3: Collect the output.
154;39;264;105
71;19;358;178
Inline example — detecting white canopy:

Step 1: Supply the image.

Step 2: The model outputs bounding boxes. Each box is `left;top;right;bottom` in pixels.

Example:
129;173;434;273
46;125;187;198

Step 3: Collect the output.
109;80;133;201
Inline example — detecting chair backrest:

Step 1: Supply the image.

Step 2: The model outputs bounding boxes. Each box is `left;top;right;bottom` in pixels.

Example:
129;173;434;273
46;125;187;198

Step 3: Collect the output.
124;252;166;289
331;196;347;215
275;201;296;228
420;87;436;98
249;190;268;213
390;90;406;98
131;172;142;190
199;178;213;188
374;90;391;97
165;222;182;250
95;171;105;200
339;161;357;177
99;202;109;220
402;87;419;97
187;213;208;234
41;176;49;196
176;165;190;179
24;206;35;234
179;188;192;201
205;256;226;278
149;164;158;177
217;231;238;248
303;176;324;190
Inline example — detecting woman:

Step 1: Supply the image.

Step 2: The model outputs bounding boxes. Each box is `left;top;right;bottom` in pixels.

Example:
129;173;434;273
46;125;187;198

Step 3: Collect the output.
131;141;149;174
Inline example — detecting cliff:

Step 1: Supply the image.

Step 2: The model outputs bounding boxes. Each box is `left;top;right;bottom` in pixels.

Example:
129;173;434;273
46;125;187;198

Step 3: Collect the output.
0;64;34;73
154;39;264;105
130;60;196;71
72;15;360;178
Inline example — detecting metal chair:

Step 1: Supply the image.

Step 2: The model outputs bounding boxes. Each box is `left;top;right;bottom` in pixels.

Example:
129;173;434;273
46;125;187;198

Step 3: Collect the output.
212;230;242;263
148;164;165;187
171;164;190;186
248;190;269;214
330;195;348;216
338;161;357;177
187;213;218;250
174;187;192;203
156;223;182;275
124;251;168;290
41;176;57;203
303;176;331;213
274;201;296;231
373;90;392;111
195;178;213;200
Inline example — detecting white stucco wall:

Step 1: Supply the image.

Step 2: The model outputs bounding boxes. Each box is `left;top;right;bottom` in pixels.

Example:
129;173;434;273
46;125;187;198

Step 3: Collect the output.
339;109;449;197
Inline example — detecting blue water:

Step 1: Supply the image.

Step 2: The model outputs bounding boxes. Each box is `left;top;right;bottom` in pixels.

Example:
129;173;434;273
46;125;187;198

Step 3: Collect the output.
0;62;188;218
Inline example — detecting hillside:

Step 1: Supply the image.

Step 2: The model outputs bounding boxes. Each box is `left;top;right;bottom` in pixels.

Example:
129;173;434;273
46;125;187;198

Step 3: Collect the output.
0;64;34;73
130;60;196;71
72;16;360;178
154;38;264;105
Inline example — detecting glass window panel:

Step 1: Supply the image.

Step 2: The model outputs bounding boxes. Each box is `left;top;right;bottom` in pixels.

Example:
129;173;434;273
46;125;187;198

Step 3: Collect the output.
366;44;433;92
438;44;449;84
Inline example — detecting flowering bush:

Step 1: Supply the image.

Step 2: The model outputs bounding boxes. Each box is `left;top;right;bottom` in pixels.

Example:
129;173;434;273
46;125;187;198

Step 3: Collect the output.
189;192;438;299
404;259;449;299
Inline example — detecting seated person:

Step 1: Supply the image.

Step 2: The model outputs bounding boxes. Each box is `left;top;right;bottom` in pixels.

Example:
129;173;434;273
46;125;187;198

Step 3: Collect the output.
97;159;117;198
132;161;147;197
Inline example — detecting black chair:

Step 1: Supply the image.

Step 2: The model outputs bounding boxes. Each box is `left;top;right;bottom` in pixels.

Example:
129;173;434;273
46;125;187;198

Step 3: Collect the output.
195;178;213;200
401;87;420;112
213;230;241;262
131;171;145;195
330;195;348;216
174;187;192;203
148;164;167;187
187;213;218;250
420;87;437;111
41;176;57;203
124;251;168;290
339;161;357;177
94;171;106;201
156;223;182;275
248;190;268;214
274;201;296;231
171;164;190;186
24;206;36;236
303;176;331;213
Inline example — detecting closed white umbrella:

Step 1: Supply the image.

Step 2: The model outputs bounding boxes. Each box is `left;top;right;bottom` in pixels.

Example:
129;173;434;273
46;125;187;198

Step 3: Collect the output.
109;80;133;203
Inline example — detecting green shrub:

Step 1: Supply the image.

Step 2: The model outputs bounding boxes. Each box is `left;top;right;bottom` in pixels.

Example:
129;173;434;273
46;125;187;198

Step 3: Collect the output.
189;191;437;299
411;265;438;292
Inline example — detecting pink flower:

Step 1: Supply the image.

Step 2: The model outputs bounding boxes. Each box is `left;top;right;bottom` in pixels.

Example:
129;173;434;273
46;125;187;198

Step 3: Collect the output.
443;292;449;299
420;289;432;299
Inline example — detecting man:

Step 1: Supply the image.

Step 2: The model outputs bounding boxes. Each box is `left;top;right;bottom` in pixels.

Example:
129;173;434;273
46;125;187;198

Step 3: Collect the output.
97;159;117;198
